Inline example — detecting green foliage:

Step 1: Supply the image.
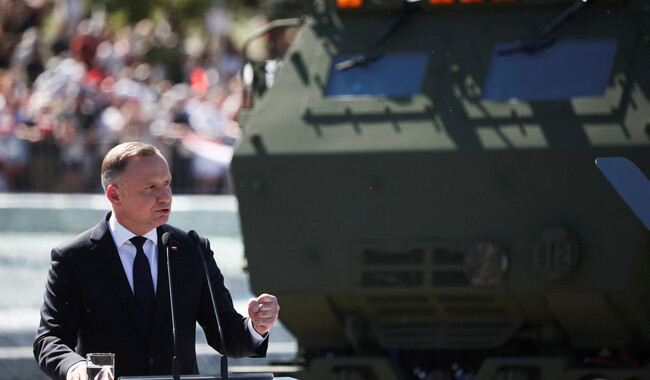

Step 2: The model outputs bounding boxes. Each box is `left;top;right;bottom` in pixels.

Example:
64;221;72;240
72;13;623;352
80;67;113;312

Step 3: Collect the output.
92;0;264;29
95;0;215;29
143;44;185;83
101;0;154;23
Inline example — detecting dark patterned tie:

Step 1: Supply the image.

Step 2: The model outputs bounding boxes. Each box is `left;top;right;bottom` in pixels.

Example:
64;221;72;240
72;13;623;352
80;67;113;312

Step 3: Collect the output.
131;236;155;332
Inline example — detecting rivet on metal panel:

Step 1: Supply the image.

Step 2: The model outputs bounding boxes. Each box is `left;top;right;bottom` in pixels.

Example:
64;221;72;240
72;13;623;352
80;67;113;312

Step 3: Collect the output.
252;179;266;194
369;179;383;192
449;64;462;79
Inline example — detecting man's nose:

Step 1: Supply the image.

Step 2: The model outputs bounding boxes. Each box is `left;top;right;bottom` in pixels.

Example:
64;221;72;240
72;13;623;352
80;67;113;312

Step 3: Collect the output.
157;186;172;201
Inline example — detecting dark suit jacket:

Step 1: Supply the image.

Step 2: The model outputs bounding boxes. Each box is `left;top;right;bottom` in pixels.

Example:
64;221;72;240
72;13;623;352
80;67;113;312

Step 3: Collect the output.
33;212;267;380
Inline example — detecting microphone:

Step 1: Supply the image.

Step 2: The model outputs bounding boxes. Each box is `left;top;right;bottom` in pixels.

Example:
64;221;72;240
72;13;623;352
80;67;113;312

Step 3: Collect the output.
162;232;180;380
188;230;229;380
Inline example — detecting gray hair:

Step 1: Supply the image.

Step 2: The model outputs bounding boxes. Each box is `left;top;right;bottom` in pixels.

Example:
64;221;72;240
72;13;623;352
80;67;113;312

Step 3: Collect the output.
100;142;163;191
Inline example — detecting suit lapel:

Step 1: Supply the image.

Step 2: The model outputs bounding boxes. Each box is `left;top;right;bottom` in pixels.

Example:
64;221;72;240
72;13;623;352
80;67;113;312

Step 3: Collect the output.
91;213;150;343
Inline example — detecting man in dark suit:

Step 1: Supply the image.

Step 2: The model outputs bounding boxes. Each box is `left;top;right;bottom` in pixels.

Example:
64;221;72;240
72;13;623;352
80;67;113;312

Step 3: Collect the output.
33;142;280;380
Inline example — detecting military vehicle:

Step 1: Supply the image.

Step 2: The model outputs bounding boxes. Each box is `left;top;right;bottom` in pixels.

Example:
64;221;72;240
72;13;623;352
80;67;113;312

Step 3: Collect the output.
230;0;650;378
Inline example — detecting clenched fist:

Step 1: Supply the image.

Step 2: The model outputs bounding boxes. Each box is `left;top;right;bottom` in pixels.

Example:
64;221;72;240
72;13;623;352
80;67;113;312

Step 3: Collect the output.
248;293;280;336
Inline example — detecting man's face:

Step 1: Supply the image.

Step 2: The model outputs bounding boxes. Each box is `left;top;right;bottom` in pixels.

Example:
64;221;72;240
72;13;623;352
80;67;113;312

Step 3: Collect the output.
108;154;172;235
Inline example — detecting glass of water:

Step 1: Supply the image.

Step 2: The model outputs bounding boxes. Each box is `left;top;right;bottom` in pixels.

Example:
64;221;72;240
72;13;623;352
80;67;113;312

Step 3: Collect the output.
86;353;115;380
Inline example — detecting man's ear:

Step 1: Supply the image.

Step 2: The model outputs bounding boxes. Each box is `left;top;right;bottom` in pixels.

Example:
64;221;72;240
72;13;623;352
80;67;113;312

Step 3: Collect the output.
106;184;121;206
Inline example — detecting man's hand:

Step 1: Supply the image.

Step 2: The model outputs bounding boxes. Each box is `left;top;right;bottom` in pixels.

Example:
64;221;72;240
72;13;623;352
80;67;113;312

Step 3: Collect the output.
248;293;280;336
67;362;87;380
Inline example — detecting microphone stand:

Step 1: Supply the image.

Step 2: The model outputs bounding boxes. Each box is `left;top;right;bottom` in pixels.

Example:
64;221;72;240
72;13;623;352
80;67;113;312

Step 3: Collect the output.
189;230;228;380
162;232;181;380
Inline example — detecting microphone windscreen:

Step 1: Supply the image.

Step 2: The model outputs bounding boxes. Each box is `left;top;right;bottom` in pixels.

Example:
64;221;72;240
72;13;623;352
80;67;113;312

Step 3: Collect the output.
162;232;173;247
188;230;199;245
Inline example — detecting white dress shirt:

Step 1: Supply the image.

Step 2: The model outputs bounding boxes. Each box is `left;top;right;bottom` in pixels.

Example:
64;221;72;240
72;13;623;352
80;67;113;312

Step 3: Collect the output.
108;216;159;294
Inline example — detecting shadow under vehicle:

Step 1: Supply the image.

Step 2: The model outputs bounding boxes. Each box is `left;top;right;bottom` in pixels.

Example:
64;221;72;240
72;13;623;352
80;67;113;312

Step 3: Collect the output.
231;0;650;378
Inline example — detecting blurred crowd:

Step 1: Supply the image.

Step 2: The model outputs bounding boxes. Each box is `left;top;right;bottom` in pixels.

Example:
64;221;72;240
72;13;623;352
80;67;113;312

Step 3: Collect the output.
0;0;265;194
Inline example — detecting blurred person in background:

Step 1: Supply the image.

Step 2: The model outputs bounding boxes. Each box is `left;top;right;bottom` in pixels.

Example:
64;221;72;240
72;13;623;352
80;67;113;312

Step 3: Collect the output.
0;0;49;69
0;68;31;190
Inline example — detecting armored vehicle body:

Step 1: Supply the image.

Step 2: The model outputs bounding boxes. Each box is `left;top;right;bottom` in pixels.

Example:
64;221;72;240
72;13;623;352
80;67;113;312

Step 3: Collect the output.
232;0;650;378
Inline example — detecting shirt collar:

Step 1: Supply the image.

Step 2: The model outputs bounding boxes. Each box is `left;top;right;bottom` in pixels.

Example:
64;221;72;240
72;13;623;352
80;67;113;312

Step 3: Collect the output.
108;214;159;248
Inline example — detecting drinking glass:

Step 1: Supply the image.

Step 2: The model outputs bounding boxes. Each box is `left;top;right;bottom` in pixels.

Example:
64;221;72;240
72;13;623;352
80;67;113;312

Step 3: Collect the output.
86;353;115;380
